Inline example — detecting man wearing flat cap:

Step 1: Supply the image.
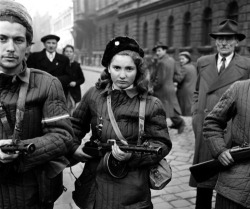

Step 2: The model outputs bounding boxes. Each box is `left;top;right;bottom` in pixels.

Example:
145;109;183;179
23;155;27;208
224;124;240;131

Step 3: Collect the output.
27;34;71;95
151;42;185;134
189;19;250;209
0;0;78;208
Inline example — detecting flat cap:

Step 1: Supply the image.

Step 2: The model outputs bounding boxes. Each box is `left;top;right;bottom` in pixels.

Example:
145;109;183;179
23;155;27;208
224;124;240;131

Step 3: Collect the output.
101;36;144;68
41;34;60;43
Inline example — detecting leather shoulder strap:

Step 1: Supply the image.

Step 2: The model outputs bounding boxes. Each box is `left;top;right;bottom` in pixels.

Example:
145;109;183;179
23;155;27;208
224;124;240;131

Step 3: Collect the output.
138;93;147;145
107;94;128;145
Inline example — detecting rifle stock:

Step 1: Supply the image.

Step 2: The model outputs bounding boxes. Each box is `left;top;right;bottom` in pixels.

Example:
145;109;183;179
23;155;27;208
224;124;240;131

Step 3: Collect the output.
189;146;250;183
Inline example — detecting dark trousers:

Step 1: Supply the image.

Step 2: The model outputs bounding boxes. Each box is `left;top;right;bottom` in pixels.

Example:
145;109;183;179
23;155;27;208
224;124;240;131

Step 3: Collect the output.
215;194;247;209
195;187;213;209
170;109;184;128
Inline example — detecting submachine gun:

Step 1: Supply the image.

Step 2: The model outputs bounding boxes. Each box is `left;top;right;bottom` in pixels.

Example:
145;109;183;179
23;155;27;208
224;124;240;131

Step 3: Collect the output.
1;142;36;154
189;142;250;183
82;117;162;178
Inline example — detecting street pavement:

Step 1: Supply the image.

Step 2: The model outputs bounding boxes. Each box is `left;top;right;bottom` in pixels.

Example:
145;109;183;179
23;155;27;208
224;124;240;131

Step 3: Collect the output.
54;67;216;209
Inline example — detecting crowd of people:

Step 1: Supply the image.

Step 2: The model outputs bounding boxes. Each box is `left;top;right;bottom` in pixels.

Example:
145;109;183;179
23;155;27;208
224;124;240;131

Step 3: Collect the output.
1;0;250;209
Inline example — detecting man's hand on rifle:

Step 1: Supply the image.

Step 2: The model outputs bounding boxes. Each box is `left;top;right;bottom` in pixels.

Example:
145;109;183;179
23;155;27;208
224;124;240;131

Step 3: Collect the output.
218;149;234;166
112;142;132;162
0;140;19;163
73;143;93;162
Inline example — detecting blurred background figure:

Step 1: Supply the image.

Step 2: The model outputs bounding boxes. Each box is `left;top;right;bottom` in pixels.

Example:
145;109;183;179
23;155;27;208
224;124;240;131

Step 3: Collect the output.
151;42;185;134
27;34;71;95
63;44;85;115
175;51;197;116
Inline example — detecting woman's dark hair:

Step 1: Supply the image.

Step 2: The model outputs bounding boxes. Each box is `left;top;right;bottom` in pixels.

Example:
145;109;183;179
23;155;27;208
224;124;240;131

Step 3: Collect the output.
62;44;74;54
96;50;150;94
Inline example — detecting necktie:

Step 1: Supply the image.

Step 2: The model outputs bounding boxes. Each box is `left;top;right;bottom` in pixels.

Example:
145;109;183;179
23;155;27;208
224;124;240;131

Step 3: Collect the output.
219;57;226;75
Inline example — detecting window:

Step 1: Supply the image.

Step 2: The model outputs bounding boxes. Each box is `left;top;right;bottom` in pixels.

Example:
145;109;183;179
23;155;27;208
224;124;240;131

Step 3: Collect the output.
99;27;102;48
202;8;212;45
125;24;129;36
167;16;174;47
226;1;238;21
183;12;191;46
143;22;148;48
154;19;160;44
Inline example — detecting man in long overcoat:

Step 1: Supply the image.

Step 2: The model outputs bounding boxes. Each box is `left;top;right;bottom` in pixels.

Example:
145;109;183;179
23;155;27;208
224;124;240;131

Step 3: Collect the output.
151;43;185;134
27;34;71;95
190;19;250;209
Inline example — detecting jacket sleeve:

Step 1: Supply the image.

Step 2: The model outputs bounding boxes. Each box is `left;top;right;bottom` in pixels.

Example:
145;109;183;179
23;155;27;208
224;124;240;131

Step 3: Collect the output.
203;82;237;158
18;78;77;172
152;61;166;90
75;63;85;86
56;58;71;88
191;61;200;115
71;88;93;142
128;97;172;168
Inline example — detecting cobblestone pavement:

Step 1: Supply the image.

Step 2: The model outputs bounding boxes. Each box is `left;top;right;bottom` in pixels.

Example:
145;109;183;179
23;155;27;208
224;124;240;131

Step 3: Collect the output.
54;67;216;209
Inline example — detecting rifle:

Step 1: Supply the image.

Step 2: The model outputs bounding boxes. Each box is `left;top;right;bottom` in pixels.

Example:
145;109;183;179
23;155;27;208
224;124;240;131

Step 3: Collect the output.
189;143;250;183
1;142;36;154
82;139;162;158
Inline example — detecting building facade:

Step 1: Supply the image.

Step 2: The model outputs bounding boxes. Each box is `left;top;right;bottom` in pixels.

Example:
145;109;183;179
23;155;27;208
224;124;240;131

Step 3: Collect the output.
73;0;250;66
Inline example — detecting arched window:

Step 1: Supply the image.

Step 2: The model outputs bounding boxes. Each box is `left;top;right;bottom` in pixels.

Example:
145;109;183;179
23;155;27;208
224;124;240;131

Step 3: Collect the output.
125;24;129;36
154;19;160;44
226;1;238;21
183;12;191;46
167;16;174;47
143;22;148;48
202;8;212;45
112;23;115;38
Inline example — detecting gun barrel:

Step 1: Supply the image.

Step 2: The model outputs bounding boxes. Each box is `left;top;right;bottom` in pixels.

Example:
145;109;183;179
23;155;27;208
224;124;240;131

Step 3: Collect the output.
119;145;162;155
1;143;36;154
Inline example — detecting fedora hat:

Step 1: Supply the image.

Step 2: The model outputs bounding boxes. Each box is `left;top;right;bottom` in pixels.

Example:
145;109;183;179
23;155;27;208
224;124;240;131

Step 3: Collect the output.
209;19;245;41
41;34;60;43
152;42;168;52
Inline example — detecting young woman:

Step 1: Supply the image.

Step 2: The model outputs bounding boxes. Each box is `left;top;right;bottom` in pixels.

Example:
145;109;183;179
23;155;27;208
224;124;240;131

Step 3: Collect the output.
72;36;172;209
63;45;85;114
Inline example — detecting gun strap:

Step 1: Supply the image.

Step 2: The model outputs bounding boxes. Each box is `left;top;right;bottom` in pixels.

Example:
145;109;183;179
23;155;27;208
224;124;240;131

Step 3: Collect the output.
107;94;128;145
137;93;147;145
107;93;147;146
0;68;30;143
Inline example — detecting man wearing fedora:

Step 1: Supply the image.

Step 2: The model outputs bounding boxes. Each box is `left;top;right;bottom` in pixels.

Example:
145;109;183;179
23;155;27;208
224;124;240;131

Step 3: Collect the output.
151;43;185;134
27;34;71;95
189;19;250;209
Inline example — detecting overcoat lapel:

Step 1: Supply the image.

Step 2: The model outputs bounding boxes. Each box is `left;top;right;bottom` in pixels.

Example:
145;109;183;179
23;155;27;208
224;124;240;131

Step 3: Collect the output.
208;54;245;93
200;54;218;88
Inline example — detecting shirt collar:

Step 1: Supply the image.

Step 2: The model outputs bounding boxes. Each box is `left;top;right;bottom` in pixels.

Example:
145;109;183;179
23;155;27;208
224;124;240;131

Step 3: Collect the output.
100;83;139;98
46;51;56;58
218;52;234;62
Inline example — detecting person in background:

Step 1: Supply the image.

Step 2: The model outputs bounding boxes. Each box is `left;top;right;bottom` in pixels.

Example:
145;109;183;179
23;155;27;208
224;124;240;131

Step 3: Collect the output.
203;80;250;209
27;34;71;95
71;36;172;209
151;42;185;134
0;1;77;208
63;44;85;115
189;19;250;209
174;51;197;116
